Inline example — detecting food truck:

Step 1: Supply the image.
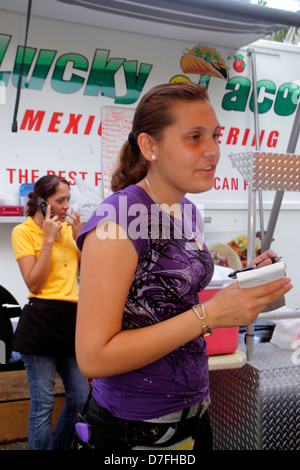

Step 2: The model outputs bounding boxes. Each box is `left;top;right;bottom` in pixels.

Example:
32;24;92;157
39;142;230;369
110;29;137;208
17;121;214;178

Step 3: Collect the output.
0;0;300;449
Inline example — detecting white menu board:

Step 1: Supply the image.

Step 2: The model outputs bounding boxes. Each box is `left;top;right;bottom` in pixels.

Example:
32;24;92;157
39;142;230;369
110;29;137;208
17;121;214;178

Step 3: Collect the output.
101;106;135;197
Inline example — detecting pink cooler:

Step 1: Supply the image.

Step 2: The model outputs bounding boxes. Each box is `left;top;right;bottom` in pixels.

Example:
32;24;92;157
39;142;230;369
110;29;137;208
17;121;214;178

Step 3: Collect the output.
198;289;239;356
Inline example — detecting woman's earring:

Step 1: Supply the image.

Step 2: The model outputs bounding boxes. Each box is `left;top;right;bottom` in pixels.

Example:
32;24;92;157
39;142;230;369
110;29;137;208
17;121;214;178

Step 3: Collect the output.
151;155;156;160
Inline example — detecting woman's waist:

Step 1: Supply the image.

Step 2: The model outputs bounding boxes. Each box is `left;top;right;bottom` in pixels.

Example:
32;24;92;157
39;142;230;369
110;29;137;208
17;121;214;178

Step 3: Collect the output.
28;297;77;312
92;384;209;421
92;358;209;420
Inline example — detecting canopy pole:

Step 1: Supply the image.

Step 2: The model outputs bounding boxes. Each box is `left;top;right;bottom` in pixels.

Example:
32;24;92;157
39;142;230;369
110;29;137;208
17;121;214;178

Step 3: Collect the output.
11;0;32;132
246;189;256;362
246;48;263;362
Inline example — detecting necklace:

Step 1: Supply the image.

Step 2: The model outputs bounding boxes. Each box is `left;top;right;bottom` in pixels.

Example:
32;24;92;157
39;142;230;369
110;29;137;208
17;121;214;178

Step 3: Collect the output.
144;176;203;250
58;232;68;267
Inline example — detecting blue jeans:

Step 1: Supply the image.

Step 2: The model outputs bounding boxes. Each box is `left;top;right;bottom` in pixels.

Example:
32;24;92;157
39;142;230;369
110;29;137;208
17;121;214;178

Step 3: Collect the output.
22;354;89;450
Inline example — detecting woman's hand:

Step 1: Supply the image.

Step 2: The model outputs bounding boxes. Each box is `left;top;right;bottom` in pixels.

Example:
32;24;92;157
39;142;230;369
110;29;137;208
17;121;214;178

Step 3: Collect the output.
205;275;292;330
249;249;280;268
202;249;290;331
42;204;62;243
66;210;82;241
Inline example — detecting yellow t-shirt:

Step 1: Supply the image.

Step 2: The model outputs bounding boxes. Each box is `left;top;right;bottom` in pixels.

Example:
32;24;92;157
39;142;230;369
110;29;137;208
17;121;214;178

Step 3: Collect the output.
11;216;79;302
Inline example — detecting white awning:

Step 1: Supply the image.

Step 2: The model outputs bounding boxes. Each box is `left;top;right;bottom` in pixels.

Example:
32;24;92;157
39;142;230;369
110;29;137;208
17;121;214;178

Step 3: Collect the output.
2;0;300;47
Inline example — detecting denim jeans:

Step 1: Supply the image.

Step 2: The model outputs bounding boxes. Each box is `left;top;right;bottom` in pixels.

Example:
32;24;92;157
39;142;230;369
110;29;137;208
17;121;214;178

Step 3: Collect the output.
22;354;89;450
81;396;213;451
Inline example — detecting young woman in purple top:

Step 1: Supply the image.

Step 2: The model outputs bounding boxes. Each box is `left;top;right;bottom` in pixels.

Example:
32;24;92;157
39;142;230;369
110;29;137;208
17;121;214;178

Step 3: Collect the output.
75;83;292;451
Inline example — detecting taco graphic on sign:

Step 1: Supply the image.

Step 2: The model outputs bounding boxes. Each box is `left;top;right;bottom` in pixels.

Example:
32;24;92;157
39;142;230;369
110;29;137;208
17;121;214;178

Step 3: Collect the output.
180;45;229;79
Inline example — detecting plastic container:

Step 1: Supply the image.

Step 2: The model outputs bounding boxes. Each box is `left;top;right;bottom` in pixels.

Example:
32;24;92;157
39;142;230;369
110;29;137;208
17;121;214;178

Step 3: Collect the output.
19;183;34;209
0;206;24;216
198;288;239;356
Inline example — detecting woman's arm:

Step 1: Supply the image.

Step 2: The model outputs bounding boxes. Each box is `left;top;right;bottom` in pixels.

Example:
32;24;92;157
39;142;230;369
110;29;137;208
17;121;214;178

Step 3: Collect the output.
75;221;293;379
18;250;52;295
17;205;62;294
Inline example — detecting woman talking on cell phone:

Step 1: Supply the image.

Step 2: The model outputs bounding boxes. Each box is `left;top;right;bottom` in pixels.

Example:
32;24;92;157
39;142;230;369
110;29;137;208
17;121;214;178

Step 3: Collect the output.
11;174;89;450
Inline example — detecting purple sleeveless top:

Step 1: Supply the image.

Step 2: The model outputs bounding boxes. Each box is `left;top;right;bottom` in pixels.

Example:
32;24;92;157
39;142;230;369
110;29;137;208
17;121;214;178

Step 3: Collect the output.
77;185;214;420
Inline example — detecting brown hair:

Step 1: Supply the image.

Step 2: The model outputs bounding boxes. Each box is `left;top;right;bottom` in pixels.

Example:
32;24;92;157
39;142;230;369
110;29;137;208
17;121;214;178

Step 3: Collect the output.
26;174;70;216
111;82;210;192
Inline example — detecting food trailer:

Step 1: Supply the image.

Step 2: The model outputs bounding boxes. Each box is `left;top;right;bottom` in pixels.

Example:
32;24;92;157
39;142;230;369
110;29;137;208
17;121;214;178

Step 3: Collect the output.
0;0;300;449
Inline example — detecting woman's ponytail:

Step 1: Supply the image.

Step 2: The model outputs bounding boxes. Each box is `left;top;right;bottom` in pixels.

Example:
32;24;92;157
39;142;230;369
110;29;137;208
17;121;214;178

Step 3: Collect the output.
110;137;148;193
25;191;36;216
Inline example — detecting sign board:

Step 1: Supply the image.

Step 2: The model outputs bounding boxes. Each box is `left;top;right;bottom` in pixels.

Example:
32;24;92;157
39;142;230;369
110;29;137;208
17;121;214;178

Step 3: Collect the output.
0;9;300;208
101;107;134;197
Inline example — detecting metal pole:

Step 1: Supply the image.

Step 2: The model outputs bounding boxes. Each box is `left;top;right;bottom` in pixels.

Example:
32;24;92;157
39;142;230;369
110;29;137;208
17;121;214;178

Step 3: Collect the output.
248;48;265;247
246;48;262;362
246;189;256;362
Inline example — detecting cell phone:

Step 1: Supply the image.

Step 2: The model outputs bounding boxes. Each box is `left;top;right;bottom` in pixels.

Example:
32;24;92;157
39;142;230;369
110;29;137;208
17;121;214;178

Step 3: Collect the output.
37;198;53;218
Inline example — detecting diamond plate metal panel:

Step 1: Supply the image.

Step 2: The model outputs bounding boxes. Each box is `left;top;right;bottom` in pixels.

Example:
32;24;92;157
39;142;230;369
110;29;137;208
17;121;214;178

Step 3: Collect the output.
209;342;300;450
228;151;300;191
